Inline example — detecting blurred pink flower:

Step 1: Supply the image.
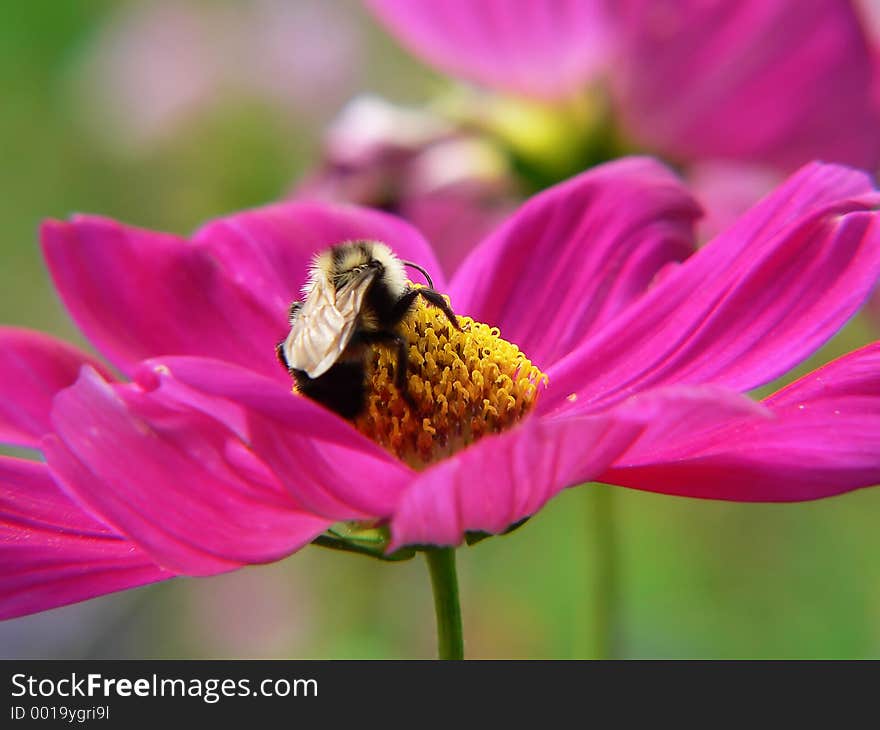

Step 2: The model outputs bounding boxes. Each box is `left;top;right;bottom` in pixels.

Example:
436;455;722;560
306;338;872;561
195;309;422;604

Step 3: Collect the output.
686;162;783;241
366;0;880;171
3;158;880;620
296;96;517;276
79;0;364;149
609;0;879;170
855;0;880;64
853;0;880;330
363;0;611;100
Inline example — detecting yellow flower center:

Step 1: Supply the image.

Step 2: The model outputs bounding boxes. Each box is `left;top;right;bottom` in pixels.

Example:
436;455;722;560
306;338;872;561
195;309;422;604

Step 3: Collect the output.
353;290;547;469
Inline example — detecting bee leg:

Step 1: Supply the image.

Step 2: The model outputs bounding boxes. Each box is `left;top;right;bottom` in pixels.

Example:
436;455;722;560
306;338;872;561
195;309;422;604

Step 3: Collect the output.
276;341;289;371
415;288;462;331
276;301;301;372
391;337;416;410
389;288;421;320
392;287;462;331
359;330;417;411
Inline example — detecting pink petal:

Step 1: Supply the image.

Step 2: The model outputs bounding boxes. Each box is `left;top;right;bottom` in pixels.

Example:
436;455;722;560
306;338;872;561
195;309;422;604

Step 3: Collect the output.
193;200;445;320
545;163;880;413
365;0;609;99
605;342;880;501
449;158;700;369
46;367;331;576
388;413;643;550
388;383;765;549
610;0;880;170
135;356;413;519
0;327;114;448
40;216;284;380
0;455;170;620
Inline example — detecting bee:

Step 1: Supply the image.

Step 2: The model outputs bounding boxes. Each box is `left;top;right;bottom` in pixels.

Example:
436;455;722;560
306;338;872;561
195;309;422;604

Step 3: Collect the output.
277;240;460;419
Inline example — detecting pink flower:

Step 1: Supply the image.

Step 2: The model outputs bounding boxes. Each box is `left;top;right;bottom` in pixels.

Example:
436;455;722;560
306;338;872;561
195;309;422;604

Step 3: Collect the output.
77;0;364;150
3;158;880;620
366;0;880;171
296;96;517;277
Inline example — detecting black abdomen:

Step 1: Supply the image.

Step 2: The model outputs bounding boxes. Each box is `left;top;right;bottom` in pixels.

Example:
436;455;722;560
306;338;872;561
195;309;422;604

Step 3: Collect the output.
293;362;366;420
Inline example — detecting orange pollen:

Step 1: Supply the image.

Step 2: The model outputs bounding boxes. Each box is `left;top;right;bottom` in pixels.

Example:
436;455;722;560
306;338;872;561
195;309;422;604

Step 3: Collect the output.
353;291;547;469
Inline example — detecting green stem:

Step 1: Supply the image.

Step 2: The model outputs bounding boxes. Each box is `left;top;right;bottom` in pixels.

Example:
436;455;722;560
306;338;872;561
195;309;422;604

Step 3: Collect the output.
424;548;464;660
589;484;617;659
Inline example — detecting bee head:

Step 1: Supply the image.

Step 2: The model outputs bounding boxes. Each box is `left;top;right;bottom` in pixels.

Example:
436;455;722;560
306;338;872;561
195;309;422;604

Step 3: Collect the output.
319;240;407;297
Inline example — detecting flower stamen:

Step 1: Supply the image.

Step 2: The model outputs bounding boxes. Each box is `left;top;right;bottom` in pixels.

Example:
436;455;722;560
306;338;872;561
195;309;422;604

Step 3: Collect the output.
353;290;547;468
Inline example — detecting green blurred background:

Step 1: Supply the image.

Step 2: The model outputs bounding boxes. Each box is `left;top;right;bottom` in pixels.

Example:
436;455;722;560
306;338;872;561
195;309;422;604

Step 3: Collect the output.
2;0;879;659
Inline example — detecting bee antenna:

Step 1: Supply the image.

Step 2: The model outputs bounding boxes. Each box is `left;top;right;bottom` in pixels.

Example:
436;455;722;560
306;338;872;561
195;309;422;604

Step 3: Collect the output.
401;260;434;289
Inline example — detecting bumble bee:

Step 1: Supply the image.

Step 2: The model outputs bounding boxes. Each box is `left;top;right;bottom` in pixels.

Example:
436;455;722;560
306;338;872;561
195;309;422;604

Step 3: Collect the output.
276;240;460;419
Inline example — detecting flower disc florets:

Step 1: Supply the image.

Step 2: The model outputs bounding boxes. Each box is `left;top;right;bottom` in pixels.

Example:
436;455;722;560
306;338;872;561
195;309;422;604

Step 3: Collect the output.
352;289;547;468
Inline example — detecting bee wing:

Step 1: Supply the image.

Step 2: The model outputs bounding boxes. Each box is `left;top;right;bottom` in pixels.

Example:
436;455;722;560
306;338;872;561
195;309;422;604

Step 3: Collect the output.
283;273;373;378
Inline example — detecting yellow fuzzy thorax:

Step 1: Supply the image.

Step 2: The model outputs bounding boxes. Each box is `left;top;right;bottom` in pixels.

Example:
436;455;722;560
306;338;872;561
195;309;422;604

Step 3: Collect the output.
353;290;548;469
